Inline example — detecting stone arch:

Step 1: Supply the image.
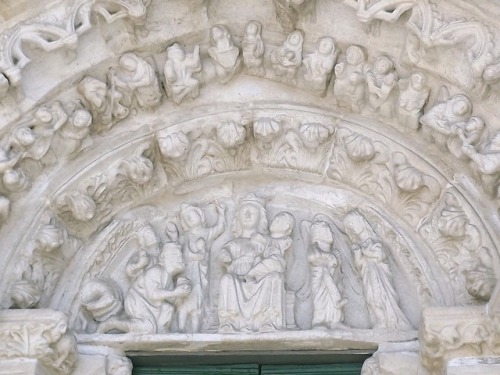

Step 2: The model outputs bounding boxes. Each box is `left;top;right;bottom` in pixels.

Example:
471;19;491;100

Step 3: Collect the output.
1;1;500;374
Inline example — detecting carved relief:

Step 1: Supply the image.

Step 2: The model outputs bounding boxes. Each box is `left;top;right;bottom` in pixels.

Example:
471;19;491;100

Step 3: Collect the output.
7;220;80;309
419;306;500;374
303;215;347;329
242;21;266;78
164;44;202;104
252;115;335;173
365;55;398;118
343;210;413;330
157;115;251;185
397;72;430;130
418;190;497;302
333;45;368;112
0;0;151;98
208;25;241;84
219;195;290;333
303;37;337;96
270;30;304;85
0;310;77;375
327;128;441;227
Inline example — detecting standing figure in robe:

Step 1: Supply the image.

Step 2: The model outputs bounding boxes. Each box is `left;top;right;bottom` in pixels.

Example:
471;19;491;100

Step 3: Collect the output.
303;37;337;95
305;215;347;329
333;45;367;112
343;211;412;330
176;203;225;332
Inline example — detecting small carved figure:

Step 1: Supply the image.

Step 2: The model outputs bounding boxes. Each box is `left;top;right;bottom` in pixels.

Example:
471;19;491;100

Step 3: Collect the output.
164;44;202;104
58;106;93;155
366;55;398;117
112;53;162;110
218;194;287;333
305;215;347;329
270;30;304;84
343;211;412;330
303;37;337;95
208;25;241;84
176;203;226;332
242;21;266;77
397;72;430;130
333;45;367;112
80;278;124;328
420;93;473;149
99;243;191;334
78;76;129;127
461;131;500;197
448;116;485;159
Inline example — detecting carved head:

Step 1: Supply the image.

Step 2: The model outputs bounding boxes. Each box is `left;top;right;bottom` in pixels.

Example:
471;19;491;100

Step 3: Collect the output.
34;106;54;124
210;25;230;46
137;225;160;256
126;250;151;281
346;45;366;65
160;242;185;274
245;20;261;37
318;37;335;56
374;55;394;75
13;127;36;147
311;214;334;245
119;53;139;72
270;211;295;238
71;109;92;129
285;30;304;51
180;204;204;230
234;194;268;237
343;211;375;243
78;77;107;109
167;44;186;61
410;72;426;90
450;94;472;118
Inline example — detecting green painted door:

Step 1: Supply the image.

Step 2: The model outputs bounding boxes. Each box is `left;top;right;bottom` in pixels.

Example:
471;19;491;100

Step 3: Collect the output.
133;363;363;375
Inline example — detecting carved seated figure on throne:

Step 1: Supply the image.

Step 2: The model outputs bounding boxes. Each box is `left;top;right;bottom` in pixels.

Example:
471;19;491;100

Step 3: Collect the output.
218;195;291;333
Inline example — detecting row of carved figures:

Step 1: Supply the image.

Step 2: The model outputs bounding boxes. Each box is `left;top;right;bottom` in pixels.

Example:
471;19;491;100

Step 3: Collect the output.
79;195;413;334
1;21;500;230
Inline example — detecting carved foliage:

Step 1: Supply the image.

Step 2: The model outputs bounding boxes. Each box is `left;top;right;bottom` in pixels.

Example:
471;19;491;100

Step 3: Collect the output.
418;190;497;302
0;309;77;375
327;127;441;227
157;115;252;185
419;306;500;373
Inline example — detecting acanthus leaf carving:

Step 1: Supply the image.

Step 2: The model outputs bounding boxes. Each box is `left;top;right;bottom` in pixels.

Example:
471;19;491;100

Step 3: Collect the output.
418;190;497;302
0;309;77;375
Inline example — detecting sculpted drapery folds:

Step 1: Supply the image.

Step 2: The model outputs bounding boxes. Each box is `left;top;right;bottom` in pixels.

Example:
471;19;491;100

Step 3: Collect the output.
343;211;412;330
3;2;500;374
218;195;289;333
303;215;348;330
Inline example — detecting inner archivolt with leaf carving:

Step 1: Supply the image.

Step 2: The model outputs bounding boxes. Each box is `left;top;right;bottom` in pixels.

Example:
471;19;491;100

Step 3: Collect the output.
1;0;500;374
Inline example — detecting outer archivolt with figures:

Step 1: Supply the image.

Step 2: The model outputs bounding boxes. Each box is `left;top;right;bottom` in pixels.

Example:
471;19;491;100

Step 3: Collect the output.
1;1;500;375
